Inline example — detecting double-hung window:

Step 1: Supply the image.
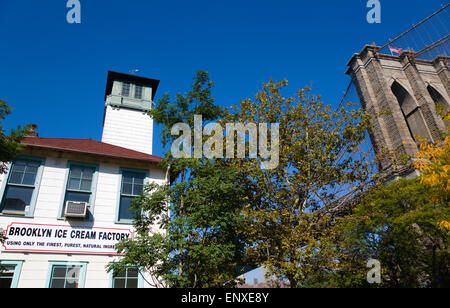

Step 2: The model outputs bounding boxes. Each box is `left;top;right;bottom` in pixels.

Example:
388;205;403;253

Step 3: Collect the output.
134;85;143;99
111;267;142;288
122;82;131;97
61;162;98;219
117;170;145;223
0;261;23;288
47;262;87;288
0;157;44;216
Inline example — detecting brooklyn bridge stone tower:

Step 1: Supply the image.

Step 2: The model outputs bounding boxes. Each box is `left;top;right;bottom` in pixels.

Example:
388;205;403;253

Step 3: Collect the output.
346;45;449;178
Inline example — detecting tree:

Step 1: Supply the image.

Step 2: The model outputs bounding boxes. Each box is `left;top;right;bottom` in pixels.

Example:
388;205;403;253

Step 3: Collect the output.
301;102;450;288
415;105;449;232
224;80;374;287
108;71;250;287
329;178;450;288
415;108;449;205
0;99;31;174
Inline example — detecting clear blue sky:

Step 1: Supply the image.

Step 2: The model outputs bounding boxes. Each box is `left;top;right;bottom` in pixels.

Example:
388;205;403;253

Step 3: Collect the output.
0;0;446;157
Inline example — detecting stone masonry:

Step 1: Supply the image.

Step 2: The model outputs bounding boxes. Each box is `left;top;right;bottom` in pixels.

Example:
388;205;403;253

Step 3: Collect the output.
346;45;449;178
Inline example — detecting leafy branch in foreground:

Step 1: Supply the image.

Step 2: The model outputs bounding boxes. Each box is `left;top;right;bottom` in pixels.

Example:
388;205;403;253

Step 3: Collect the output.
224;80;375;287
0;99;32;174
108;71;250;288
329;178;449;288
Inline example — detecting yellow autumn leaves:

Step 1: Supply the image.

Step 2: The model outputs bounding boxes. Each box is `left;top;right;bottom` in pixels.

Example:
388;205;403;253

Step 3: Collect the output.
440;220;450;231
416;135;450;195
415;111;449;231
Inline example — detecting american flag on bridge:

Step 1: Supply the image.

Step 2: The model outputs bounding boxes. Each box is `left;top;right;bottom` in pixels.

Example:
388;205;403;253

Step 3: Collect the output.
389;46;403;54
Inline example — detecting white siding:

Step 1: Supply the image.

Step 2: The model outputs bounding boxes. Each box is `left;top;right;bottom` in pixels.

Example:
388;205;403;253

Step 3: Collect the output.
102;106;154;155
0;156;166;288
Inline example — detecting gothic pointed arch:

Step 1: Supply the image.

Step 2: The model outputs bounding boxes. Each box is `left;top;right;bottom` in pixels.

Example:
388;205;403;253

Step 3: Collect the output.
427;84;450;111
391;81;432;142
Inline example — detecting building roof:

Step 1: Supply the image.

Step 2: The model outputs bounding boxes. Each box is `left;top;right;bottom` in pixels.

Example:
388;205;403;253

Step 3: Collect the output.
104;70;160;101
22;137;164;164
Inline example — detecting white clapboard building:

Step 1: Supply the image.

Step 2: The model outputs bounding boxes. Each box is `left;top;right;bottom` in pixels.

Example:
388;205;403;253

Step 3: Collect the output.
0;71;167;288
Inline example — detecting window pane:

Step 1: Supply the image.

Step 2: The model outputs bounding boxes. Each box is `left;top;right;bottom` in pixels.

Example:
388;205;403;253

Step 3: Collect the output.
68;166;94;192
133;176;144;185
52;266;67;278
50;279;65;288
66;267;80;288
119;196;135;221
122;183;133;195
9;172;23;184
68;178;81;190
9;160;40;185
70;166;83;179
122;83;130;97
82;168;94;180
80;179;92;191
66;191;90;203
122;172;145;196
65;280;79;288
133;184;143;196
135;85;143;99
122;173;134;184
115;270;127;278
2;186;33;212
11;161;26;172
0;265;15;288
25;165;38;174
0;266;15;274
114;278;126;288
127;267;139;278
0;278;13;288
126;278;138;288
22;172;37;185
68;267;81;278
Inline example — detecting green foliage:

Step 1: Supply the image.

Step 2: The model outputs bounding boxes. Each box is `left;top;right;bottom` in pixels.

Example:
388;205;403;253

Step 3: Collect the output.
224;80;375;287
149;70;222;149
316;179;450;288
109;161;249;287
0;99;31;174
109;75;449;289
109;71;249;288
